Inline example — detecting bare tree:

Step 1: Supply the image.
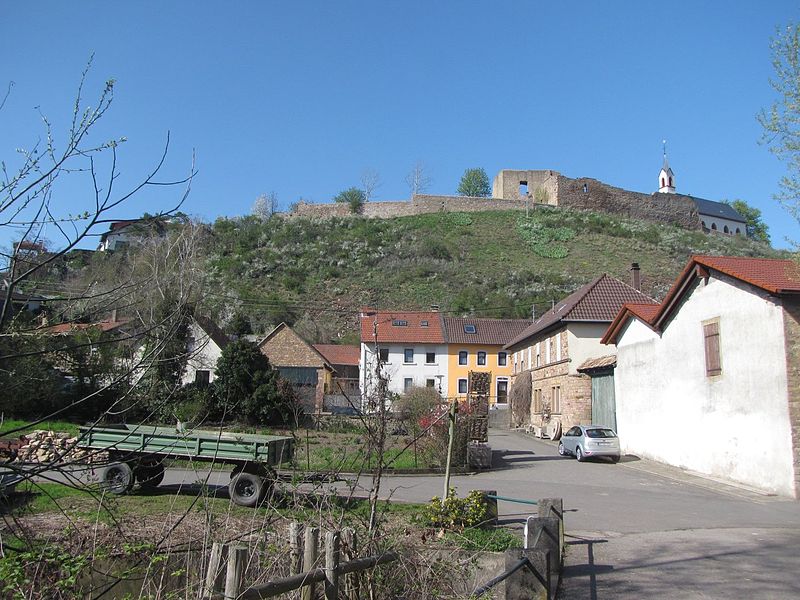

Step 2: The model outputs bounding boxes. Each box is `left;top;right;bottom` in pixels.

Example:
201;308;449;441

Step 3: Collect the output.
405;161;432;197
360;168;382;203
0;58;194;332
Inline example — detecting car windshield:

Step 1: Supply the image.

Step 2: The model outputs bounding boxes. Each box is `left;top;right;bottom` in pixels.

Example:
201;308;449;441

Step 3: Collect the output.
585;428;616;438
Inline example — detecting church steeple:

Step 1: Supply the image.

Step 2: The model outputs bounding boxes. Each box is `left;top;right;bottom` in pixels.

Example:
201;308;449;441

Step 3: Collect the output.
658;140;676;193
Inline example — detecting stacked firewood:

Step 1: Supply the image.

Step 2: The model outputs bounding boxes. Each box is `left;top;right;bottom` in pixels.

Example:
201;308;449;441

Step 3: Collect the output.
12;430;108;465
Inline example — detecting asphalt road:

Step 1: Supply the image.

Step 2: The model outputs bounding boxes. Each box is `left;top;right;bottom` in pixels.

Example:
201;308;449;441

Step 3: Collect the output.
51;429;800;599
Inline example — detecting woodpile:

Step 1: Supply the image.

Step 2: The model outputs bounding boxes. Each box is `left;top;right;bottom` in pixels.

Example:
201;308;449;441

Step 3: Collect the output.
12;430;108;465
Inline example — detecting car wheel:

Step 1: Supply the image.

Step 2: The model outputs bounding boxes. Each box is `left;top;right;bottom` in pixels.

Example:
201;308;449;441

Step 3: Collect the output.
558;442;567;456
576;446;586;462
611;455;621;464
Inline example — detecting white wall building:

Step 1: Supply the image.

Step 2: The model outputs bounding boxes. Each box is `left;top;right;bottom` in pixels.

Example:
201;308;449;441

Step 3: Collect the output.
181;317;230;387
603;256;800;497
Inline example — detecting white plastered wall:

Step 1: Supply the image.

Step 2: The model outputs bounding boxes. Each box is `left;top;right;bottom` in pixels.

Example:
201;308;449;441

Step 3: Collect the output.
360;344;449;399
181;322;224;385
614;276;795;497
566;323;614;374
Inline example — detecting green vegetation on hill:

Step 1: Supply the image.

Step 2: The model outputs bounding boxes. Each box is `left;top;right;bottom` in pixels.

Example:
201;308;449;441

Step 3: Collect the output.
206;207;785;339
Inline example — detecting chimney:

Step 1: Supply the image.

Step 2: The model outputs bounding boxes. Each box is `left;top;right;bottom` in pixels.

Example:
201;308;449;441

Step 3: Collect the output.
630;263;641;291
110;308;118;322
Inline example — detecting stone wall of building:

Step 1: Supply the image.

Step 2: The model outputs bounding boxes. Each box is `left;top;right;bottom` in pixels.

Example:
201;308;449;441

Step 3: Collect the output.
289;169;704;231
555;175;702;230
492;169;560;204
783;297;800;497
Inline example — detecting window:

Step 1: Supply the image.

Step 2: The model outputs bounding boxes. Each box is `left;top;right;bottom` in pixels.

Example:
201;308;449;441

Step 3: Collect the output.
711;223;717;230
736;228;741;235
498;352;507;366
464;324;477;334
703;320;722;376
426;379;435;388
519;180;528;196
458;379;468;394
668;176;673;187
724;225;729;233
404;378;413;392
459;350;468;365
536;343;541;367
533;388;542;413
195;370;210;388
404;348;414;363
552;386;561;414
426;351;436;364
392;319;408;327
477;351;487;366
496;379;508;404
420;320;429;327
379;348;389;362
661;177;665;188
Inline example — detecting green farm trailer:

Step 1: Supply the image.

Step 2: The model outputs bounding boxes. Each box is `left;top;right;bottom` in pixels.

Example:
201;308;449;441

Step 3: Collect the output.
78;424;294;507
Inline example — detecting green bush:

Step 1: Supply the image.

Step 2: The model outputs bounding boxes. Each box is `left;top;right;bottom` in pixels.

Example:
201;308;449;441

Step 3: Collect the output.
423;488;489;530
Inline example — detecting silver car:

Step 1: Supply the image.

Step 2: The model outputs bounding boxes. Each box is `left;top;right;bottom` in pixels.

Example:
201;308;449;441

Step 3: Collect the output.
558;424;621;463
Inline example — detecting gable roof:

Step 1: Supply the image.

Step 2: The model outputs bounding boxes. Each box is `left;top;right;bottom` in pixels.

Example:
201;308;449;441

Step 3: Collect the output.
602;255;800;345
443;316;532;345
313;344;360;366
194;315;230;350
359;310;445;344
259;322;335;371
686;196;746;223
506;274;656;349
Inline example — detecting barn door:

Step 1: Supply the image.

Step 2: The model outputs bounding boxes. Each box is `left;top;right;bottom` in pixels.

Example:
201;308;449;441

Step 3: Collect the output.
591;372;617;431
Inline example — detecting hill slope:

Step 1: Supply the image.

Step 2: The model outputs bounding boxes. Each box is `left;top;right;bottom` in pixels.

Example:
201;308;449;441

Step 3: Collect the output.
205;206;785;342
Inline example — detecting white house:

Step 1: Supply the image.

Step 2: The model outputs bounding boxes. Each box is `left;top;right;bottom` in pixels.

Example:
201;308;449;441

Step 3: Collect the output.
602;255;800;497
359;309;449;403
181;316;230;386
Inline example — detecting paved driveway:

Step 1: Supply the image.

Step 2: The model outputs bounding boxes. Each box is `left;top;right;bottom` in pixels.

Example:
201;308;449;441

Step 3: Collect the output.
147;429;800;598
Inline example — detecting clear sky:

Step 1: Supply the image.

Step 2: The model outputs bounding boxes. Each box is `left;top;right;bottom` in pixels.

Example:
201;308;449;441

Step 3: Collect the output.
3;1;800;250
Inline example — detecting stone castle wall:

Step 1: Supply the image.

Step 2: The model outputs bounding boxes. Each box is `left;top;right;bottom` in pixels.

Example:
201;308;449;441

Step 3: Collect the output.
555;175;701;230
289;170;703;231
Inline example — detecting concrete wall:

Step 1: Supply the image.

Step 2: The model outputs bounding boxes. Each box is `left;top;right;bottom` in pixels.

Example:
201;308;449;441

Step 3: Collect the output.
614;274;796;497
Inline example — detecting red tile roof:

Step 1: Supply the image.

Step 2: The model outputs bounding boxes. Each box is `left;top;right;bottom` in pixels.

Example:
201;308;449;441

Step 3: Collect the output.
602;255;800;345
38;319;130;334
443;317;533;345
506;274;656;348
359;310;445;344
313;344;360;366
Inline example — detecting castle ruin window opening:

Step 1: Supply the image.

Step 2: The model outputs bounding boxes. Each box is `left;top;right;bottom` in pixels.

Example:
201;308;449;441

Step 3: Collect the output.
519;181;528;197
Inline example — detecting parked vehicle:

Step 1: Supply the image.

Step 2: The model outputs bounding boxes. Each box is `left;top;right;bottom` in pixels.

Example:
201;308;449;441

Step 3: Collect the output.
78;424;294;506
558;424;621;463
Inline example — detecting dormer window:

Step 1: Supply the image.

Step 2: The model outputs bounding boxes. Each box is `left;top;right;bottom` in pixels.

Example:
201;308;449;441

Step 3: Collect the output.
464;324;477;334
420;320;429;327
392;319;408;327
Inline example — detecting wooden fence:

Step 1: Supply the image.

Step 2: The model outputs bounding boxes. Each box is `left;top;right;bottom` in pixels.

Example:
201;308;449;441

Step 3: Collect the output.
204;523;398;600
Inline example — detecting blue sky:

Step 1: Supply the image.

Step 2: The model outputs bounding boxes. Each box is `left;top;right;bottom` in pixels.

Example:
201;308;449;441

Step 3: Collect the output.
2;1;800;250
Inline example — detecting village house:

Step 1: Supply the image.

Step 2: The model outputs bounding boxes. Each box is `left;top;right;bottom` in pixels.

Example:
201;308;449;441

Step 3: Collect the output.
258;323;335;413
602;255;800;497
181;315;230;387
359;309;448;402
313;343;361;400
443;316;531;407
505;268;656;431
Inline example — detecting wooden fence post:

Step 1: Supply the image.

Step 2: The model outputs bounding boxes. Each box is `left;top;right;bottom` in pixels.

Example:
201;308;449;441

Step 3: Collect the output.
324;531;340;600
204;542;227;598
301;527;319;600
341;528;359;600
289;522;303;575
225;545;248;600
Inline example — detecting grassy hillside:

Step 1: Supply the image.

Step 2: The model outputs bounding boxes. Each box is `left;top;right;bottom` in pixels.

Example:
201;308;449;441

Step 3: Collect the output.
205;206;785;341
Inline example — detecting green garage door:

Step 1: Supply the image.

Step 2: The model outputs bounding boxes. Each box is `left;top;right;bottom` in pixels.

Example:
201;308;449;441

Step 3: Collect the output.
591;372;617;431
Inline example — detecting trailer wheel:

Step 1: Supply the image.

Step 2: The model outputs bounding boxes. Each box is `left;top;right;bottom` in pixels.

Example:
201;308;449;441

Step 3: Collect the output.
101;462;134;495
229;472;265;507
135;462;165;489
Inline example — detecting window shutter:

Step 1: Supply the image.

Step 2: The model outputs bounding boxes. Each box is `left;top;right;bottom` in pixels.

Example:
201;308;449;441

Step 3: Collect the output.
704;322;721;376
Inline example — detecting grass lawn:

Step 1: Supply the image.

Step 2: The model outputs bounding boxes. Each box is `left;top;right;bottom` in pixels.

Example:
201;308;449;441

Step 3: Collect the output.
0;419;81;437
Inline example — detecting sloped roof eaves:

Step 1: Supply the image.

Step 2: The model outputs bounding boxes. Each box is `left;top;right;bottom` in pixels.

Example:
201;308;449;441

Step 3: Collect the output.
505;275;656;349
313;344;360;366
443;317;533;345
577;354;617;372
601;303;662;345
691;198;747;223
259;323;335;371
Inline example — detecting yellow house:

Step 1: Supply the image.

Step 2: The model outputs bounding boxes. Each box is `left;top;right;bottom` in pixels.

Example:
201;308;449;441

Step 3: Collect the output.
443;317;532;406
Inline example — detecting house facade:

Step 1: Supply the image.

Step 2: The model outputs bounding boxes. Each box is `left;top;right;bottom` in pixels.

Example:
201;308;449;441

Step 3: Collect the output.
359;310;448;401
443;317;531;406
505;272;656;430
258;323;334;413
181;316;230;387
603;256;800;497
314;344;361;412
